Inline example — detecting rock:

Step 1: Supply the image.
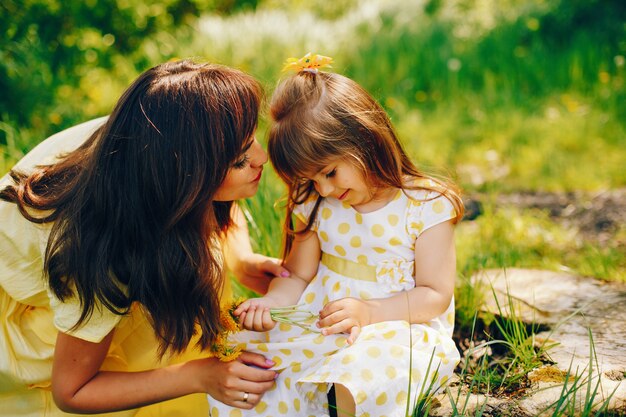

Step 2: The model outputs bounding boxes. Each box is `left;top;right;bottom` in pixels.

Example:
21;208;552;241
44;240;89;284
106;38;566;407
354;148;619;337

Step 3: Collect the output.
433;268;626;416
475;268;626;375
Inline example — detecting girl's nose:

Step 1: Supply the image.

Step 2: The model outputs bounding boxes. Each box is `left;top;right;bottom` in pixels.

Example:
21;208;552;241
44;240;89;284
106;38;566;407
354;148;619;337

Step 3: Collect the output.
315;180;333;197
249;140;268;167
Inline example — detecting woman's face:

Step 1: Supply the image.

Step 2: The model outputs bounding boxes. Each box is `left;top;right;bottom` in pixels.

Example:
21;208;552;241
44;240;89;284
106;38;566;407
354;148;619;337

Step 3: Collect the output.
214;137;268;201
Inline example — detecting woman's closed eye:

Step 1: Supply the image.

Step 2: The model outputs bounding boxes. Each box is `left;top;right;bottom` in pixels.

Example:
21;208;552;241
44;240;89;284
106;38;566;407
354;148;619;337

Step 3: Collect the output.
324;169;336;179
232;155;250;169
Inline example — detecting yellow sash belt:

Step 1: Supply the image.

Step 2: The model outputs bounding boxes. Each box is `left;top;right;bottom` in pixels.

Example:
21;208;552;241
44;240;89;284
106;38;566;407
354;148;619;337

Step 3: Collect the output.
320;252;377;282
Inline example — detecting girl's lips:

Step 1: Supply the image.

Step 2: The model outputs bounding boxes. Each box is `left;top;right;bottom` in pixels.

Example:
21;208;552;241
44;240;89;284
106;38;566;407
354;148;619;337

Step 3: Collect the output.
253;170;263;182
338;190;349;200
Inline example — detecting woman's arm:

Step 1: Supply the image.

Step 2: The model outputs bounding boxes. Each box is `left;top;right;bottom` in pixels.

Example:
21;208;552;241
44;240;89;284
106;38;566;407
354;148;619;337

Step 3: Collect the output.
317;220;456;342
52;330;277;413
235;218;321;331
223;204;289;294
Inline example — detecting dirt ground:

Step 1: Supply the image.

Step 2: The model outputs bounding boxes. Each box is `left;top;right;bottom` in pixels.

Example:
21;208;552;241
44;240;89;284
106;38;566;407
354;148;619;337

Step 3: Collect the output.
464;188;626;248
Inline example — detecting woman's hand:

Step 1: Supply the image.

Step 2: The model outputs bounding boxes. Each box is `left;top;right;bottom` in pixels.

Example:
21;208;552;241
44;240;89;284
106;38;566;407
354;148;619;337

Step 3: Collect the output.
199;352;277;409
234;297;279;332
223;204;290;295
235;254;290;294
317;297;373;344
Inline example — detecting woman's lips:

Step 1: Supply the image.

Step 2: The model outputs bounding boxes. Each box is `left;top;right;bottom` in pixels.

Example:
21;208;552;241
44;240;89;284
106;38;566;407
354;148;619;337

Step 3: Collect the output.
253;170;263;182
338;190;349;200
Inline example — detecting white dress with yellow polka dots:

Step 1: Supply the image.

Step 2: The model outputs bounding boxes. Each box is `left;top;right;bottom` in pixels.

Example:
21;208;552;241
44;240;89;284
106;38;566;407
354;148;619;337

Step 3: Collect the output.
208;188;460;417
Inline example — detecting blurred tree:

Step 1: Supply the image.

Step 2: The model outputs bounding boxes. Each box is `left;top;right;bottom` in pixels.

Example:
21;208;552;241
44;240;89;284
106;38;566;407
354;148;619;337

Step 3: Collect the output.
0;0;259;143
539;0;626;45
260;0;356;20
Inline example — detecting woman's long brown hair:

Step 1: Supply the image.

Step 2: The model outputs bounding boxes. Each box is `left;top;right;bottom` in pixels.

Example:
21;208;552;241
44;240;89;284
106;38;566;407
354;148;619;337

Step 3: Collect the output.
268;71;464;258
0;60;262;355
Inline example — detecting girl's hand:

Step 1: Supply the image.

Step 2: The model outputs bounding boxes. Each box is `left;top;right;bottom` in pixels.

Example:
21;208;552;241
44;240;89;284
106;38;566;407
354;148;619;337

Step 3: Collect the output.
199;352;277;409
317;297;373;344
234;297;279;332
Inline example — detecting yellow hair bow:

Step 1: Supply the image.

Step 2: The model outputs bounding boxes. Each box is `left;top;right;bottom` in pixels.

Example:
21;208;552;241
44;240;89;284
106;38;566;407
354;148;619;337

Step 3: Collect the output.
282;52;333;73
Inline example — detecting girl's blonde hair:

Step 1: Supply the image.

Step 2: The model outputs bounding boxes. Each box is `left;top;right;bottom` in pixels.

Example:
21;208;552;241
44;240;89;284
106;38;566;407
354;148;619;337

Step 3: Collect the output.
268;71;464;256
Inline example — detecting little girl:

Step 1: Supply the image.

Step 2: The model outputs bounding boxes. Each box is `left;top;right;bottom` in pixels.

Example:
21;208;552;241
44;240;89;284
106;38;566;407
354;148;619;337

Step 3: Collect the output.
208;54;465;417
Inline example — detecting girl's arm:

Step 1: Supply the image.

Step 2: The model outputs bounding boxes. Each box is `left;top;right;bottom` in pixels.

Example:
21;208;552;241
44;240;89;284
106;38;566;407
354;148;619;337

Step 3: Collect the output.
235;218;321;331
317;220;456;343
223;203;289;294
52;330;277;413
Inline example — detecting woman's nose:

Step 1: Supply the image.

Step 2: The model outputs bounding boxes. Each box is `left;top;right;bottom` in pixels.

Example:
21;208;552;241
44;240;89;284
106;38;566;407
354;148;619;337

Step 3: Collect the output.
250;140;268;167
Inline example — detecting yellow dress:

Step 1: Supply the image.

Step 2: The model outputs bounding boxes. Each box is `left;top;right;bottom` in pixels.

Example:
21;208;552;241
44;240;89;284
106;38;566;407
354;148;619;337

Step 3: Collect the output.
209;186;460;417
0;118;219;416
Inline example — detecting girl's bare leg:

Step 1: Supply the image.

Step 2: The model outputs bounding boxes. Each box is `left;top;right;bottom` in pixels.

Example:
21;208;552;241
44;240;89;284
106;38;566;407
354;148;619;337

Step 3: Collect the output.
334;384;355;417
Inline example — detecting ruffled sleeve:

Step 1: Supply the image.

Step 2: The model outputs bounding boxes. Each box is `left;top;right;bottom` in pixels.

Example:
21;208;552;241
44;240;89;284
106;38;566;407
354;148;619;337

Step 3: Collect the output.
406;189;457;240
49;288;122;343
292;197;320;231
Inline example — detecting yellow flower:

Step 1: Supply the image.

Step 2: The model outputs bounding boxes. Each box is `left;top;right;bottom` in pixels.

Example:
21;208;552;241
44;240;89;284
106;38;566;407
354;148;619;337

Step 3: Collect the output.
209;298;248;362
210;332;243;362
215;343;243;362
282;52;333;73
210;333;227;352
220;297;246;333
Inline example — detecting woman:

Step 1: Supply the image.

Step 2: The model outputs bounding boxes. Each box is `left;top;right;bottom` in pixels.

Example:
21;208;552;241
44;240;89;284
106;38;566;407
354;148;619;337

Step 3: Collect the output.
0;59;285;416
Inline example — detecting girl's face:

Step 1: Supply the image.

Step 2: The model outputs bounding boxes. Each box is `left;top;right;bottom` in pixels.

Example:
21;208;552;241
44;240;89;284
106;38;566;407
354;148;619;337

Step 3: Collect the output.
214;137;268;201
305;158;377;209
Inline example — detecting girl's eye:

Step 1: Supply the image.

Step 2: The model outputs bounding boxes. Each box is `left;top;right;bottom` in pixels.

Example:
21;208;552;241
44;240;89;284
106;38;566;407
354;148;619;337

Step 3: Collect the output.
232;155;249;169
325;169;336;179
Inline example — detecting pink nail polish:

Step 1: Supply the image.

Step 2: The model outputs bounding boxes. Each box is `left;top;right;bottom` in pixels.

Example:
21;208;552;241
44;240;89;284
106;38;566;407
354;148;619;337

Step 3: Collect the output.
280;271;290;277
266;359;275;366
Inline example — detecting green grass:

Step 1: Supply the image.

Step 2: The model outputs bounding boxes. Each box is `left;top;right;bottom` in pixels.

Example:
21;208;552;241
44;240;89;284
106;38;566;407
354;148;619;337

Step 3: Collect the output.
240;171;286;254
394;101;626;193
455;203;625;283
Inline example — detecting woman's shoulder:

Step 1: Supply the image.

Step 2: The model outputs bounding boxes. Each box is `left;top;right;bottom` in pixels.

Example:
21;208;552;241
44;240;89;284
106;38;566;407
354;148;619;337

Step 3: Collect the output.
8;116;107;176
